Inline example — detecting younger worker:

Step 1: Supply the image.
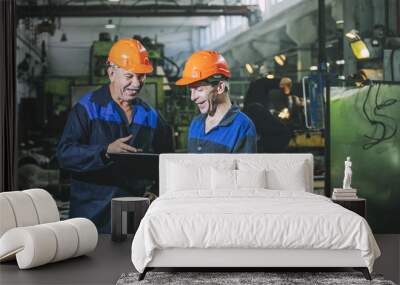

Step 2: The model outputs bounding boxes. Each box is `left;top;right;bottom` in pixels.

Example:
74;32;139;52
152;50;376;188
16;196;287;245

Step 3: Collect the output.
176;50;256;153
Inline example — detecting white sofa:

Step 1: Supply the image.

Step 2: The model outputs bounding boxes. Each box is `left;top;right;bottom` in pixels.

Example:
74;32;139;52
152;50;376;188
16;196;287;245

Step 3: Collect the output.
0;189;98;269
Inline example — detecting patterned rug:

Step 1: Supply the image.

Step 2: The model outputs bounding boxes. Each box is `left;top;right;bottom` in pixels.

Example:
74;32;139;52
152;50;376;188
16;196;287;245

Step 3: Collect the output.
116;271;396;285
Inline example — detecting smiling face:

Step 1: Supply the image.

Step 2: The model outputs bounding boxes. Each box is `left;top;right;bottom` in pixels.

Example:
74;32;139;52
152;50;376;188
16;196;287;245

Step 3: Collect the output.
189;82;216;114
108;65;146;103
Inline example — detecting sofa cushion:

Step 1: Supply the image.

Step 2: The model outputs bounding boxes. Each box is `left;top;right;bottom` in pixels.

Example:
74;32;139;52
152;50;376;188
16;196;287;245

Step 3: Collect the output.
0;218;97;269
0;196;17;237
0;191;39;228
0;189;60;238
23;189;60;224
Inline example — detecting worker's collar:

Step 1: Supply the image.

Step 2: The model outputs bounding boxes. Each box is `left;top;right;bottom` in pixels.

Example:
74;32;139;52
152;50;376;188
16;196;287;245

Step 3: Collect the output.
91;84;150;111
201;105;240;127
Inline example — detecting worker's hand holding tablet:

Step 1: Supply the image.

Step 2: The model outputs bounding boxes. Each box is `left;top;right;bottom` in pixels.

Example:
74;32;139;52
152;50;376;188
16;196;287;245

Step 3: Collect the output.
106;135;143;155
107;135;159;180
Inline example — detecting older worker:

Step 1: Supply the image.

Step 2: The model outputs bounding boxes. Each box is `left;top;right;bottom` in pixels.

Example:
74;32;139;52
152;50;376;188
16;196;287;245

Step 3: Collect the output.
57;39;173;233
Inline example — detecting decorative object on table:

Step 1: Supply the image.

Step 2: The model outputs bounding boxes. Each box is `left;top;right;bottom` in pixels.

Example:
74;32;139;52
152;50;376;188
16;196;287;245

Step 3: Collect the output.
332;156;358;200
0;189;98;269
332;198;367;218
116;271;394;285
332;187;358;200
111;197;150;242
343;156;353;189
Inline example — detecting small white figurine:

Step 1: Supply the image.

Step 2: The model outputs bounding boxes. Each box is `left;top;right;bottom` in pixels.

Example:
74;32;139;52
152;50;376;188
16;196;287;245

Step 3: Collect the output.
342;156;352;189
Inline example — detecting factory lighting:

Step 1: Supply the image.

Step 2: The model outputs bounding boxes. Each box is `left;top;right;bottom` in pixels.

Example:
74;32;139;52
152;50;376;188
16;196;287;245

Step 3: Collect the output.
266;73;274;79
371;39;380;47
345;29;359;41
108;0;120;2
274;54;286;66
338;75;346;80
336;20;344;25
345;29;370;60
245;63;254;74
350;40;370;59
278;108;290;119
60;32;67;42
310;66;318;71
336;59;345;65
105;19;116;29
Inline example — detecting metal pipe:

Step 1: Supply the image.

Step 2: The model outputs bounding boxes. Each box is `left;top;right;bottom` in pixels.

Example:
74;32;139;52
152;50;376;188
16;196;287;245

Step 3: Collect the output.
16;34;41;60
318;0;327;67
385;0;389;36
0;0;18;191
397;0;400;36
16;4;253;18
318;0;331;197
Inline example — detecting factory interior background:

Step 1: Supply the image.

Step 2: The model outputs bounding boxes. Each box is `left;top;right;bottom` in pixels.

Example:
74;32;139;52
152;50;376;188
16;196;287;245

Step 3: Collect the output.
3;0;400;237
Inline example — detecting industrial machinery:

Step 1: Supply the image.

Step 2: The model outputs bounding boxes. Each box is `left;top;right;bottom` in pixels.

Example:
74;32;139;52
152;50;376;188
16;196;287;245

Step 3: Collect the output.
89;32;113;85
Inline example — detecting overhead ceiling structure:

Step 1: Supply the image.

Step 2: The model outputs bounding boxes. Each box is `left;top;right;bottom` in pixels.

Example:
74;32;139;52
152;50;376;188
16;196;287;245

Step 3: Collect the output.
17;0;256;18
17;0;259;73
19;0;381;80
212;0;324;76
20;0;325;76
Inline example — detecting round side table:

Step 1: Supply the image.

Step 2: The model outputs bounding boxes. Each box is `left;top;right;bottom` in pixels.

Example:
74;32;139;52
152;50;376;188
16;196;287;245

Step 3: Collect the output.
111;197;150;242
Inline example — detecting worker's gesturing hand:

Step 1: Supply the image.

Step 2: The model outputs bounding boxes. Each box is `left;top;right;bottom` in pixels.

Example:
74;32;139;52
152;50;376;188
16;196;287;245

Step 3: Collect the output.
106;135;143;154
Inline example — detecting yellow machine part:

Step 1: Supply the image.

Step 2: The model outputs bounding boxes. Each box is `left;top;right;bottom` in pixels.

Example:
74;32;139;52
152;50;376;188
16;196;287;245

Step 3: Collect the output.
288;131;325;148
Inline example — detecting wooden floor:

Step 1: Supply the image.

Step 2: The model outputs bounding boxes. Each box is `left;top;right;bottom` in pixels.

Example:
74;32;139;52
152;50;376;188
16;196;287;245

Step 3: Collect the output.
0;234;399;284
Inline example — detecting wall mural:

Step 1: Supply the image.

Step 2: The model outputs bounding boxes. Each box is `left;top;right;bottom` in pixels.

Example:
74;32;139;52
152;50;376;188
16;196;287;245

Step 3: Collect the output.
331;84;400;233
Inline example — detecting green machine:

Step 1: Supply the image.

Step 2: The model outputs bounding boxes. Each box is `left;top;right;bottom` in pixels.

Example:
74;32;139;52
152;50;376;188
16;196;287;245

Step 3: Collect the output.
165;86;197;152
330;83;400;233
139;76;167;114
89;38;114;85
44;78;71;115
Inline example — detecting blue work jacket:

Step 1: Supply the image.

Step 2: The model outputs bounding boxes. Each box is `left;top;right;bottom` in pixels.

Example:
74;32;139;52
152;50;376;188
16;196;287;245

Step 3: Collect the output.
188;105;257;153
57;85;173;233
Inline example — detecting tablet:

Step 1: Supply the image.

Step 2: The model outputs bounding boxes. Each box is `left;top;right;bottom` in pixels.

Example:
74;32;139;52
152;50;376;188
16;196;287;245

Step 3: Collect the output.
109;153;159;180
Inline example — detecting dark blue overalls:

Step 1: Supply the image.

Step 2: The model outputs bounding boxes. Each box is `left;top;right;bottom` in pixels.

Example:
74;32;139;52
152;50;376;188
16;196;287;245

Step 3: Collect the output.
57;85;173;233
188;105;257;153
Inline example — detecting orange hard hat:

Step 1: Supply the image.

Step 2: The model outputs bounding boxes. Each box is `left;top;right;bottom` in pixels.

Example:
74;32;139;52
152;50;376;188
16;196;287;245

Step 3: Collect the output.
176;50;231;85
108;39;153;74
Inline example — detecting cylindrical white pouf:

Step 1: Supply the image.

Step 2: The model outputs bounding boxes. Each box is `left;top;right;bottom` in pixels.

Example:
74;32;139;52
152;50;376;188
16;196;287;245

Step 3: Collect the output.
42;221;79;262
0;196;17;237
65;218;98;257
23;189;60;223
0;226;57;269
1;192;39;227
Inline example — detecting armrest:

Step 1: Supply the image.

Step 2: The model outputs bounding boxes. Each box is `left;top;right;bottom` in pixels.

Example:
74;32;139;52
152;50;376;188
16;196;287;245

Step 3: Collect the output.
0;189;60;238
0;218;98;269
